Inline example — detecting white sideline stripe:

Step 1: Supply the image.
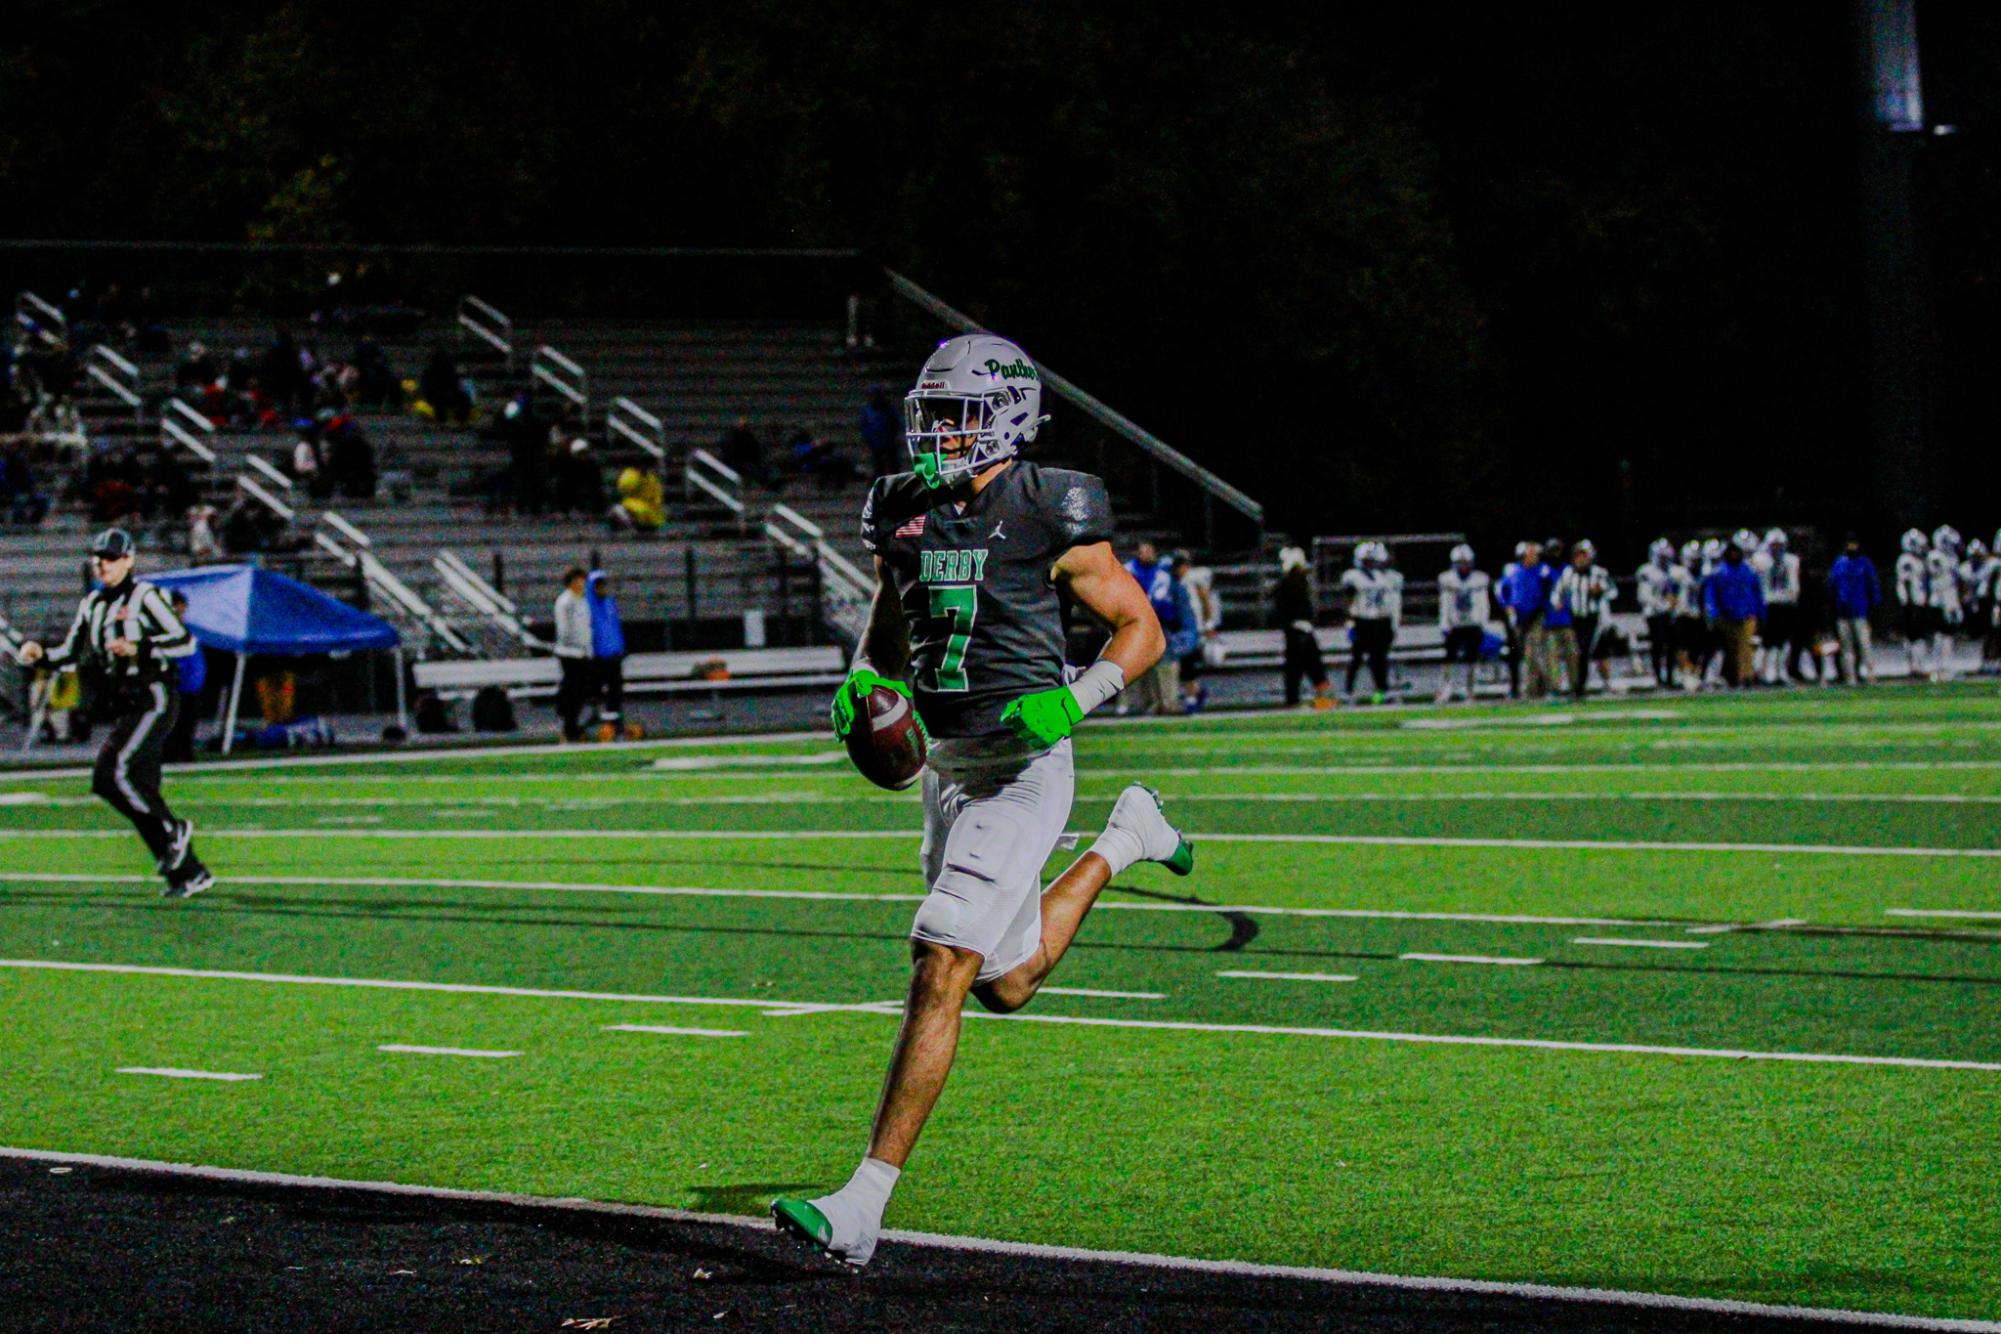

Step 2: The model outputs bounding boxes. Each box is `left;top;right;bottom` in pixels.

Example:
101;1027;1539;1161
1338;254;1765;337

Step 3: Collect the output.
116;1067;262;1082
1216;970;1358;984
1571;938;1711;951
1401;953;1544;967
0;873;1697;930
377;1044;519;1059
1886;909;2001;921
961;1010;2001;1073
648;753;847;770
602;1024;747;1038
0;793;48;806
9;828;1998;858
0;959;831;1012
1;1149;1991;1334
1039;987;1167;1000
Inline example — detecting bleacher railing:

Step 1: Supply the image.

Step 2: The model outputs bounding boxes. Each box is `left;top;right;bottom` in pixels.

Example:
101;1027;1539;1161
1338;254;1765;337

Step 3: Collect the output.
607;396;666;463
311;509;473;656
84;344;144;429
885;270;1265;554
456;295;513;372
13;291;66;347
766;503;871;643
160;400;217;464
685;447;748;534
531;344;588;426
431;550;545;654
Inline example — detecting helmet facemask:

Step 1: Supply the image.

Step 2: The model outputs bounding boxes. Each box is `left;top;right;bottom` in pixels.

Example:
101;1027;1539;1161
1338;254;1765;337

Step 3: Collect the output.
903;390;1017;489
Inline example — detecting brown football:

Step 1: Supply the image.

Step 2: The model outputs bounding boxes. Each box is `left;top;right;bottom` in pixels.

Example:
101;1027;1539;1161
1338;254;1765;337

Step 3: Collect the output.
845;682;927;791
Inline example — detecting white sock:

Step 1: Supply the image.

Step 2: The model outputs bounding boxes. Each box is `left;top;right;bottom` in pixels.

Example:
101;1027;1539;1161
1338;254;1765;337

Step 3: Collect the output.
823;1155;899;1223
1090;825;1145;878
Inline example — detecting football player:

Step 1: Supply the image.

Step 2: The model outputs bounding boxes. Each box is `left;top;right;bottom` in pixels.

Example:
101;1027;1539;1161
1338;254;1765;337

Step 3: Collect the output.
1964;537;2000;674
1435;543;1489;703
1340;541;1401;701
1927;525;1964;681
1636;538;1679;688
1752;528;1806;684
772;334;1194;1268
1894;527;1931;678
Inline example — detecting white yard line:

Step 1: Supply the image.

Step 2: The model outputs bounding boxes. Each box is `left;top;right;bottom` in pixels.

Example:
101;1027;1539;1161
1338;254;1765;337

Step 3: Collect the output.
115;1067;262;1082
1571;938;1711;950
1401;953;1544;966
0;793;49;806
8;828;1997;858
0;1148;1990;1332
961;1011;2001;1073
1886;909;2001;921
1038;987;1167;1000
1216;970;1358;984
602;1024;747;1038
376;1044;519;1059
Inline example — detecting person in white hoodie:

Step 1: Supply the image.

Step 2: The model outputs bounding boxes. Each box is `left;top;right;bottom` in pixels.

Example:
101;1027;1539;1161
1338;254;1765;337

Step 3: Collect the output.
552;566;592;741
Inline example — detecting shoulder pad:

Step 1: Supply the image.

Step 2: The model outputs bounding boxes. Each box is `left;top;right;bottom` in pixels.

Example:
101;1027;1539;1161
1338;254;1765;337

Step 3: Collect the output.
861;472;935;554
1028;466;1113;549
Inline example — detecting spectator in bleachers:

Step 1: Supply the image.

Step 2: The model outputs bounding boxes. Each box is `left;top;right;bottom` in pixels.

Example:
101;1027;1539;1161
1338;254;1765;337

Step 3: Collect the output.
1704;538;1765;688
321;414;378;500
260;329;310;415
552;435;604;516
175;341;220;392
419;347;472;425
783;427;861;489
352;335;399;409
553;567;593;742
611;466;666;532
291;425;328;497
187;504;222;563
1826;535;1879;685
719;417;774;489
1277;545;1334;709
861;386;901;479
2;439;51;525
494;392;546;516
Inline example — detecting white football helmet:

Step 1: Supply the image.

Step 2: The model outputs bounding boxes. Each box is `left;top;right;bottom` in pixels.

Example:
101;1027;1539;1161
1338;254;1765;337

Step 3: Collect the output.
1702;538;1724;563
1278;545;1307;573
1764;527;1787;550
1902;527;1929;555
903;333;1049;489
1450;543;1474;566
1932;524;1961;555
1514;540;1530;560
1648;538;1674;563
1679;539;1702;568
1731;528;1759;554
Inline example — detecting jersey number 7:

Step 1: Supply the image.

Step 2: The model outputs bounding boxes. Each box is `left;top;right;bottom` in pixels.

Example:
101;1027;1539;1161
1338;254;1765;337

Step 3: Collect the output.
928;585;977;692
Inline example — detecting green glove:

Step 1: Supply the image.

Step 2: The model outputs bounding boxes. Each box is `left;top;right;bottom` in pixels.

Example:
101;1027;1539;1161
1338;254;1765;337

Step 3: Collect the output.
1000;686;1084;748
831;668;911;742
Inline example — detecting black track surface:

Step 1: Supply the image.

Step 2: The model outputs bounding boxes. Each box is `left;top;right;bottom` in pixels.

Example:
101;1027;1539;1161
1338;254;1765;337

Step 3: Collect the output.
0;1157;1922;1332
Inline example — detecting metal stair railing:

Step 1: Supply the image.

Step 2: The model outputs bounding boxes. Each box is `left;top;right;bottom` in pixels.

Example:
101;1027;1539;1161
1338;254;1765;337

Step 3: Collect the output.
312;509;473;656
885;269;1265;552
456;295;514;372
160;400;217;464
84;344;145;432
531;344;589;426
431;550;546;654
685;447;748;534
607;396;666;463
13;291;66;348
766;502;871;643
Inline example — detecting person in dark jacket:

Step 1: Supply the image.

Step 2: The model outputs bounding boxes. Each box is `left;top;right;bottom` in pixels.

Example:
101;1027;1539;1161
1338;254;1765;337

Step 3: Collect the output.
1277;546;1333;709
1826;537;1881;685
586;570;631;739
1703;541;1766;688
162;590;207;761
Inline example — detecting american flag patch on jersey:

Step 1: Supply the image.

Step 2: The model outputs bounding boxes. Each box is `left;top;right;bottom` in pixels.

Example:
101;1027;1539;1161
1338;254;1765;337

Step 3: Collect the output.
894;514;926;538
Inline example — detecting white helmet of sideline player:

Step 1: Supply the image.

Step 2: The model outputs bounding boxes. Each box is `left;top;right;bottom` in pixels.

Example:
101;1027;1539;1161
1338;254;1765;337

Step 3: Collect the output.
1731;528;1759;554
1765;527;1787;550
1931;524;1961;555
1449;543;1474;567
1902;528;1929;555
1680;539;1702;567
1649;538;1674;563
903;333;1051;489
1702;538;1725;563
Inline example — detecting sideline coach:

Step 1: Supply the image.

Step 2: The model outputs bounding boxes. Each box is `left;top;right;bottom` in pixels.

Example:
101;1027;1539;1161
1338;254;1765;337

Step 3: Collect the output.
19;528;214;896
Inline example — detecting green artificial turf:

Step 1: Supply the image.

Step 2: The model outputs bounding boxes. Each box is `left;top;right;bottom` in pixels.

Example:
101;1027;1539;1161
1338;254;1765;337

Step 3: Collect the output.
2;686;1998;1319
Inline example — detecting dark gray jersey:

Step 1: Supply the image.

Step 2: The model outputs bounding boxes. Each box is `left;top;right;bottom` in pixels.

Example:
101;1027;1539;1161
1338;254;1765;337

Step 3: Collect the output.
862;461;1113;738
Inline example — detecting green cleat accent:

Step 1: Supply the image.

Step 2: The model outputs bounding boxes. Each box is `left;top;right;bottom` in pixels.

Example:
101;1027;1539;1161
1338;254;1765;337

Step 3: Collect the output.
1165;835;1195;877
770;1197;834;1250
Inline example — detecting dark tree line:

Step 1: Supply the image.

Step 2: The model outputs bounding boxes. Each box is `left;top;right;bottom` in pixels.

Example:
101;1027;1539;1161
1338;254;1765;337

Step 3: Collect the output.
5;0;1995;552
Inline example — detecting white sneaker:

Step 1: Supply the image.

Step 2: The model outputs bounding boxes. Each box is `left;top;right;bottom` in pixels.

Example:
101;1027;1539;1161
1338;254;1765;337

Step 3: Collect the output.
771;1192;882;1267
1106;783;1195;876
159;818;194;874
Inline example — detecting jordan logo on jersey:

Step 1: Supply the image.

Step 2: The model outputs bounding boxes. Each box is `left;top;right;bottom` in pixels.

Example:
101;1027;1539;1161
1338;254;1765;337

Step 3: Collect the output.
919;548;990;583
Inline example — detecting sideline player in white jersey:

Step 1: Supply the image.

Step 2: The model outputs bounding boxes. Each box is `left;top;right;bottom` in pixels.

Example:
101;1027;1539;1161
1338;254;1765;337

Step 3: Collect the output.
1752;528;1806;684
1894;528;1932;678
1927;525;1964;681
1435;543;1490;703
1964;537;2001;673
1340;541;1402;701
771;333;1194;1268
1636;538;1679;689
1671;540;1709;690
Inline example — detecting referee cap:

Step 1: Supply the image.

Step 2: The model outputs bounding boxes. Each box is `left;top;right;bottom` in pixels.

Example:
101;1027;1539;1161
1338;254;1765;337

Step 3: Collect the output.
89;527;135;560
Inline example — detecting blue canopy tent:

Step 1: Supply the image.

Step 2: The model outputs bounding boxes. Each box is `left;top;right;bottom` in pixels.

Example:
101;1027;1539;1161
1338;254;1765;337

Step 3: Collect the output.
148;565;402;753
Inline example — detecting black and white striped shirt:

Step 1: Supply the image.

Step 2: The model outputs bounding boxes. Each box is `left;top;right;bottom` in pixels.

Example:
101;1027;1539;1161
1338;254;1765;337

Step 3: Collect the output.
1552;564;1617;619
42;578;196;685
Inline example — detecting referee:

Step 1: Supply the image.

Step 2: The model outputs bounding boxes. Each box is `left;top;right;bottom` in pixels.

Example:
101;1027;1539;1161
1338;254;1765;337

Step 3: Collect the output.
18;528;214;897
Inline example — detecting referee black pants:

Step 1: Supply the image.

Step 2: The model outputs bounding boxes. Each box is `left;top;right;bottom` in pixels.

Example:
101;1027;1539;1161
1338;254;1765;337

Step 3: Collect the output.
91;681;181;864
